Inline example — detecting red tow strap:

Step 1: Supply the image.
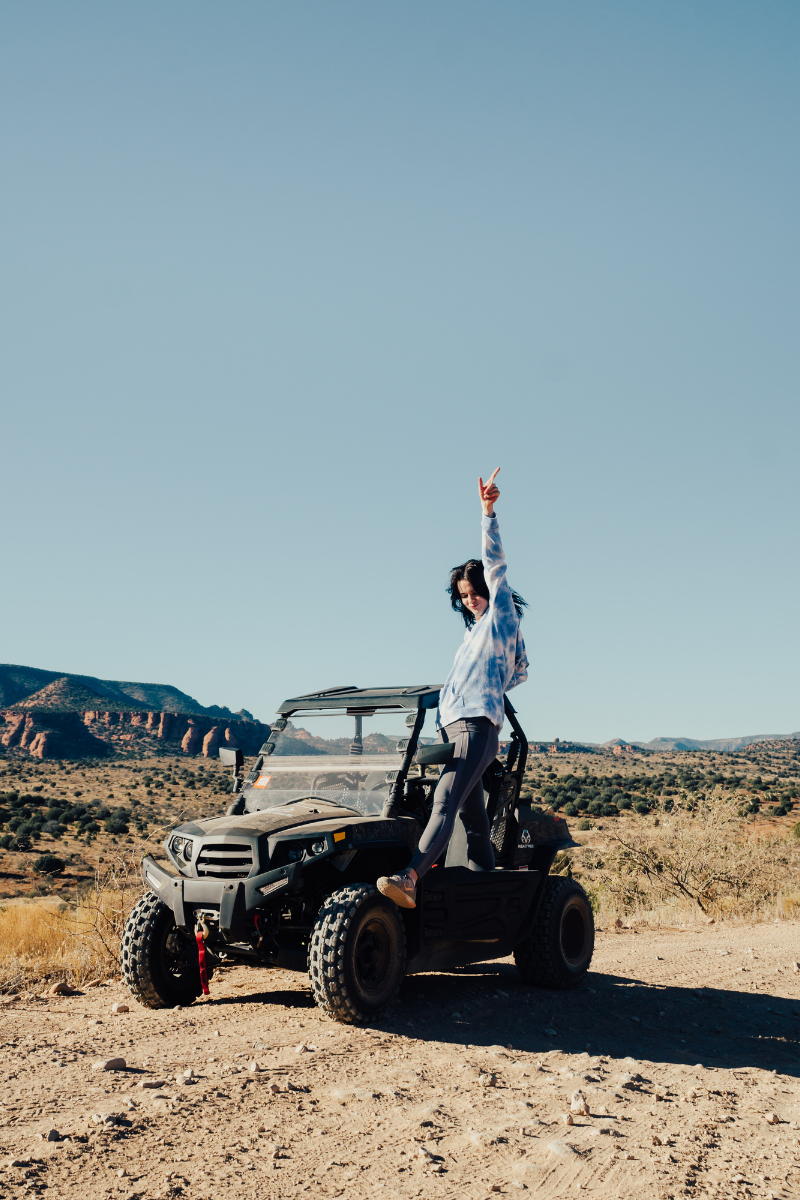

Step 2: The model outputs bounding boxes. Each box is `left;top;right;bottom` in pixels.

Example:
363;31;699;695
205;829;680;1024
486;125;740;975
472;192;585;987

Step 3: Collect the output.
196;930;210;996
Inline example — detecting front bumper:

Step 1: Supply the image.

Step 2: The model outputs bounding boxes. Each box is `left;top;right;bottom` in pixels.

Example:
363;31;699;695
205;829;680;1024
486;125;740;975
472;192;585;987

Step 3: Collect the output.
141;854;303;933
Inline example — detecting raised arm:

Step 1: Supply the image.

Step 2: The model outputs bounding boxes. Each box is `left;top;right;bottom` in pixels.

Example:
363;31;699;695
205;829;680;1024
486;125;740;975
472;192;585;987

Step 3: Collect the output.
478;468;514;612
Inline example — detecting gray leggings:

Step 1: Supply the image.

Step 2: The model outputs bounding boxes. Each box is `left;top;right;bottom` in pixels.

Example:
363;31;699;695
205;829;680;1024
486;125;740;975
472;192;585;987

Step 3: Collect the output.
408;717;499;879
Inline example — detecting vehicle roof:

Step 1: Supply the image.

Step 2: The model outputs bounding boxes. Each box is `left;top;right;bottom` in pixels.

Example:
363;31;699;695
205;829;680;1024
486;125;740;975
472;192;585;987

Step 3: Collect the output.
277;684;442;715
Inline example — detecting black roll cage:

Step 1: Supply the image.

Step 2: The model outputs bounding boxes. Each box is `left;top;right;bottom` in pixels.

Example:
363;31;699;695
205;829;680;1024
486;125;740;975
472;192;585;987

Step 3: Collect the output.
262;684;527;824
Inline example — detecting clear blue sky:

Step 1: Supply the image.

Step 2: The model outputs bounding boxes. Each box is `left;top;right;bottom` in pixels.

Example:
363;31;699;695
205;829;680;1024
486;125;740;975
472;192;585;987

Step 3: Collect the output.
1;2;798;744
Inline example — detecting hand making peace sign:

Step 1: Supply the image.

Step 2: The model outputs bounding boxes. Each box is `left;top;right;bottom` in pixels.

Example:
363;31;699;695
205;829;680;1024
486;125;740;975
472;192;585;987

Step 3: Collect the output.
478;467;500;516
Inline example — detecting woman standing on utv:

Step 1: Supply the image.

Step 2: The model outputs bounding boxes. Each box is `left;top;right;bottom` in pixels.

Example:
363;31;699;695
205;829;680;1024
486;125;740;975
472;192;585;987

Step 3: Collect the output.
378;468;528;910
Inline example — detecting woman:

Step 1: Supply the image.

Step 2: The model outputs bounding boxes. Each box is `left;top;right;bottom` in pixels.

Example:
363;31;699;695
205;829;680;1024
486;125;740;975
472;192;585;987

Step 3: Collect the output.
377;467;528;909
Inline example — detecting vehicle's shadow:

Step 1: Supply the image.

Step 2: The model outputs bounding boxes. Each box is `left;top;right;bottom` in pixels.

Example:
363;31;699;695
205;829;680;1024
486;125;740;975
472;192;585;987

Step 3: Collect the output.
206;966;800;1076
380;965;800;1077
210;987;316;1008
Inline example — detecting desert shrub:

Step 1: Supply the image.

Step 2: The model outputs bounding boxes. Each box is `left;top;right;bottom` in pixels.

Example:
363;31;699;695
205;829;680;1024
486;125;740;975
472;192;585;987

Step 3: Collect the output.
564;803;578;817
551;850;572;876
103;811;130;835
577;818;592;830
60;805;87;823
618;796;632;810
0;834;12;850
583;791;800;917
34;854;65;876
42;821;66;837
634;800;650;815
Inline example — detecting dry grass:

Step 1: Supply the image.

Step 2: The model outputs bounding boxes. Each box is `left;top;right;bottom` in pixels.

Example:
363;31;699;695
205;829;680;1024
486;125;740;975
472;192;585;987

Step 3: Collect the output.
0;851;144;994
579;790;800;926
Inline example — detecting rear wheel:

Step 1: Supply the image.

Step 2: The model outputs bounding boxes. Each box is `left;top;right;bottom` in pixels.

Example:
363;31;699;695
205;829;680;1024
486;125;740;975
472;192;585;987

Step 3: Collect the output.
514;876;594;988
308;884;406;1024
120;891;208;1008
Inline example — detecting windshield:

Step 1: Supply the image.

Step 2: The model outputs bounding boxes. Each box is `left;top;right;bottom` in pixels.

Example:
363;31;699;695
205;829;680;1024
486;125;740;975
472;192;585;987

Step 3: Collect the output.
245;755;403;816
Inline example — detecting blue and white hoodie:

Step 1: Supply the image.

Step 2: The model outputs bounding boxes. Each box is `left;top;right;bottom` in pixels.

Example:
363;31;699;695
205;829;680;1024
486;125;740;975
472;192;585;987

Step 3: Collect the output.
437;514;529;731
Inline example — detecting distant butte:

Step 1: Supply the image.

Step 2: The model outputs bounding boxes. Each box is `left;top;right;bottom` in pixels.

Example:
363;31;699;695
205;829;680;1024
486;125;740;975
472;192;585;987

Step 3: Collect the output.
0;663;268;761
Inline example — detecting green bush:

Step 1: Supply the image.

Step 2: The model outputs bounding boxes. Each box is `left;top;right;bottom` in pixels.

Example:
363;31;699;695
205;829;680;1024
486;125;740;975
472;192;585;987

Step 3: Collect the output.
634;800;650;815
0;834;12;849
563;803;578;817
34;854;65;876
576;818;592;830
61;805;87;823
103;811;130;835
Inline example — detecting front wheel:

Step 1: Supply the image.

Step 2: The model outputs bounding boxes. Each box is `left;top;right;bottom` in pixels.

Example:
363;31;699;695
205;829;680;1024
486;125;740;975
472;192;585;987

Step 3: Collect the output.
308;883;406;1024
120;891;209;1008
514;876;594;989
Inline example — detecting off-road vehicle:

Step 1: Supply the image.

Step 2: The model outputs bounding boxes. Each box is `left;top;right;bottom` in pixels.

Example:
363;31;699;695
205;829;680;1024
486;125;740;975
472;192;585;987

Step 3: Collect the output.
121;685;594;1023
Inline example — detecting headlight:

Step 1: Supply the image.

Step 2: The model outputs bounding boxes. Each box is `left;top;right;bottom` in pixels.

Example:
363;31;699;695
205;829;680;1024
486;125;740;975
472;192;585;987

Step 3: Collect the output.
171;836;184;854
182;839;193;861
287;845;304;862
311;840;326;856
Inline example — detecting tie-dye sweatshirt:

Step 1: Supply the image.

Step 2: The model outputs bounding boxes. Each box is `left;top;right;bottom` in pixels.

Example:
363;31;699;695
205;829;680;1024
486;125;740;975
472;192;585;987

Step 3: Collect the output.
436;514;529;731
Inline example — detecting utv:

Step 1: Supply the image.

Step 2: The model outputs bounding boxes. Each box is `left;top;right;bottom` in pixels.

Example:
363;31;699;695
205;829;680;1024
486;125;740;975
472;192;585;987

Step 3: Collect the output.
121;685;594;1023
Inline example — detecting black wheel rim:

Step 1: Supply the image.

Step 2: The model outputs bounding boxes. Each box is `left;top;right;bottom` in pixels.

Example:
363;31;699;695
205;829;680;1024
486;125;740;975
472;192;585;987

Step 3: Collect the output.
353;916;391;995
561;903;587;964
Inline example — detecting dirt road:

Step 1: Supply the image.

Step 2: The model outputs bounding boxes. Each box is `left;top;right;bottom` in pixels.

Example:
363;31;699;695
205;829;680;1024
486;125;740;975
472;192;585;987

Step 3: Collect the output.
1;920;799;1199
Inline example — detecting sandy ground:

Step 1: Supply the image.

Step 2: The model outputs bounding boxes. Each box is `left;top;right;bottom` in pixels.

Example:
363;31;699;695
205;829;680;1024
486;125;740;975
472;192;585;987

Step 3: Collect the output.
1;921;799;1200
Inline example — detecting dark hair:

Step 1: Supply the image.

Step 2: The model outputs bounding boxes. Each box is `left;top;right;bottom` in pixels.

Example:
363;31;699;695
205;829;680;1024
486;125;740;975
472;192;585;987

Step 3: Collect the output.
447;560;528;628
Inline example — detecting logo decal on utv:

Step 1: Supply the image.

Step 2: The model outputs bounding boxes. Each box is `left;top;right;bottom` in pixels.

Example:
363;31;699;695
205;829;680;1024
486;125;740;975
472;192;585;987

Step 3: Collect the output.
520;829;532;846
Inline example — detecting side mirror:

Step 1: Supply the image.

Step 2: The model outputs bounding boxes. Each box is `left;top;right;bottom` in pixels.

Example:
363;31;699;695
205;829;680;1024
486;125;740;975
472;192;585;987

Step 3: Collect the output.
415;743;455;767
219;748;243;769
219;747;244;795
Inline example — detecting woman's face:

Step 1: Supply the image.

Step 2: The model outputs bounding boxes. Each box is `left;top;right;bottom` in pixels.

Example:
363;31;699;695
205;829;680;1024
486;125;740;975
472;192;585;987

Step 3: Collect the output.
458;579;489;621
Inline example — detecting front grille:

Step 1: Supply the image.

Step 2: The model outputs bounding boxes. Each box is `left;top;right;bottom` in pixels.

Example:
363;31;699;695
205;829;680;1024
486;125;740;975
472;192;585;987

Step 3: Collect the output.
196;842;254;879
